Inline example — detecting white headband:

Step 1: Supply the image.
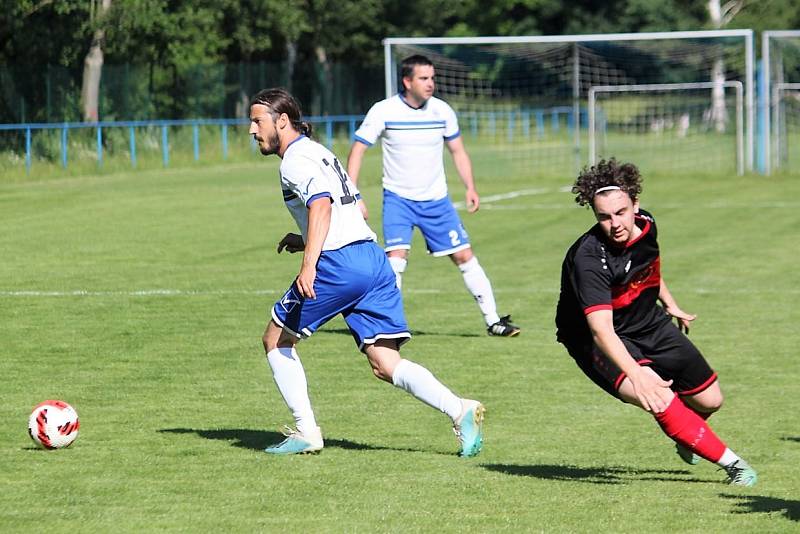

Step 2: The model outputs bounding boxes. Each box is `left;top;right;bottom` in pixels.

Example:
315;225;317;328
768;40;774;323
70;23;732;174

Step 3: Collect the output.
594;185;621;196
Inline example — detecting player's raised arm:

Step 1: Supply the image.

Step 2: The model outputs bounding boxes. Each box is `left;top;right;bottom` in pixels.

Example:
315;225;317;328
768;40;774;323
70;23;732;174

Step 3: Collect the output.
445;136;479;213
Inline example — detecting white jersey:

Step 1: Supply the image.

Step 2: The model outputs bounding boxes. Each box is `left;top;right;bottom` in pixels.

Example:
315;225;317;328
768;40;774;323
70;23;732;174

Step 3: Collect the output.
354;94;460;201
280;136;376;251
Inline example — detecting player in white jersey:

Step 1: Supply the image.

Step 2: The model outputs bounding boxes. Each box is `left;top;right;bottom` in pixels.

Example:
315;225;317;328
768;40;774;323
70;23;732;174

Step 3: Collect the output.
249;88;485;456
347;55;520;337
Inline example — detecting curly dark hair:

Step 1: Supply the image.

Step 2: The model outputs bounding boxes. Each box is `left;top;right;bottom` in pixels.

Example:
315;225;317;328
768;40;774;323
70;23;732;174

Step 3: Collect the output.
572;158;643;207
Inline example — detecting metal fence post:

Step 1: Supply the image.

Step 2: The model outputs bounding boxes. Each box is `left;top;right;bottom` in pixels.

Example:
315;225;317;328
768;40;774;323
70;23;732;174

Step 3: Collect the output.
97;126;103;167
193;124;200;161
61;126;68;168
129;126;137;168
25;127;31;174
161;125;169;167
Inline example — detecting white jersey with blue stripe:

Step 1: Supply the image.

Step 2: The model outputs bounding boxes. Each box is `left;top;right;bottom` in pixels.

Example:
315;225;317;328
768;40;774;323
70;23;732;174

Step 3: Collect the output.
280;136;377;251
354;94;460;201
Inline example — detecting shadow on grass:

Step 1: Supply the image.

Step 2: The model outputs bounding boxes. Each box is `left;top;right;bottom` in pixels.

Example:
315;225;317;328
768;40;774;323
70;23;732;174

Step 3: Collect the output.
317;327;481;339
780;436;800;443
159;428;427;454
482;463;707;485
720;494;800;522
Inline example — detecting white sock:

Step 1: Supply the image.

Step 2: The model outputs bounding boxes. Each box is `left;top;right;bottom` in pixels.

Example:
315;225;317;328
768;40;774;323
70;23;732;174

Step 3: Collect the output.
266;347;317;434
458;256;500;326
717;448;743;467
388;256;407;289
391;359;463;422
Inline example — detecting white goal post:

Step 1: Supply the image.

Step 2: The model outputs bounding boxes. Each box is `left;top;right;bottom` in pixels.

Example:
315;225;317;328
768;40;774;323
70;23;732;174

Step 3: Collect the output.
383;30;755;177
588;81;744;175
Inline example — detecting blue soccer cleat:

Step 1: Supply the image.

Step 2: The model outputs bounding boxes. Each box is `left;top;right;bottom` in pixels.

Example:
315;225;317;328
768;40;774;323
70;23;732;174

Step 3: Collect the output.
722;459;757;487
453;399;485;458
264;426;324;455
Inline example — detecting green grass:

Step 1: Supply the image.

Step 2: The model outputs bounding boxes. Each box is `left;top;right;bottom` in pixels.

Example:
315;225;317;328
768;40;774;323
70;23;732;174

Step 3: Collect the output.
1;146;799;532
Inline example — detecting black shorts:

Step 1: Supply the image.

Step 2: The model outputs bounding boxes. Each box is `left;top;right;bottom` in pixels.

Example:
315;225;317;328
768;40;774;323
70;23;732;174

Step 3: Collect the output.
562;320;717;399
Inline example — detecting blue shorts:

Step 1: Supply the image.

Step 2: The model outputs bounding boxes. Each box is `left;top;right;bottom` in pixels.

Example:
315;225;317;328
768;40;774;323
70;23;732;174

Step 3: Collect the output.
382;189;471;257
271;240;411;351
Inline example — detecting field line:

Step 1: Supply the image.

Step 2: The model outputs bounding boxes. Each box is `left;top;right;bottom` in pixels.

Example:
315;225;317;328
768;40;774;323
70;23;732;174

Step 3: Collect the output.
451;187;565;209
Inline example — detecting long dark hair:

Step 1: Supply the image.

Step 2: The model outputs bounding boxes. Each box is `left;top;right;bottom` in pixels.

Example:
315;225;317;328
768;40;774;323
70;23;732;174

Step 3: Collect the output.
250;88;314;137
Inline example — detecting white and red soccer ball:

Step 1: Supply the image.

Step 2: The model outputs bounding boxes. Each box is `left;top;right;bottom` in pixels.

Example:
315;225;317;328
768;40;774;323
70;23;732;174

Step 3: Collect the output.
28;400;80;449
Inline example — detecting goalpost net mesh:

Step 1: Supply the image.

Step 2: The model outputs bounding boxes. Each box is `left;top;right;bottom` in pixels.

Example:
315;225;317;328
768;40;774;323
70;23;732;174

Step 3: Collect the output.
387;34;749;180
766;33;800;174
590;83;743;176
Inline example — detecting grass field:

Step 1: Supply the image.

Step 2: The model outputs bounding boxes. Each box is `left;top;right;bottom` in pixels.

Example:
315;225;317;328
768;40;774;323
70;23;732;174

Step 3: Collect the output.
1;145;799;532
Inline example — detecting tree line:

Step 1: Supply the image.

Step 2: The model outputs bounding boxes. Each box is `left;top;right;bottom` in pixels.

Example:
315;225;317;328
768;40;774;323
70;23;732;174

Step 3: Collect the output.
1;0;797;123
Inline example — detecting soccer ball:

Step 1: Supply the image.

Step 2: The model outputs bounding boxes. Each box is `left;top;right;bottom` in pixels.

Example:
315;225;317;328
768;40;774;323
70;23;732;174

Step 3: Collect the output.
28;400;80;449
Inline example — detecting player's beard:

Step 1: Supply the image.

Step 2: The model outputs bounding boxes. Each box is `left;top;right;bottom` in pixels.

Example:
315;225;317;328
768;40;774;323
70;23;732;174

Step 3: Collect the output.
258;132;280;155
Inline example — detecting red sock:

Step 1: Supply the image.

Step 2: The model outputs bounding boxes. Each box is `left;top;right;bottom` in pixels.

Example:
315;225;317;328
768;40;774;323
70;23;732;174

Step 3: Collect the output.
654;395;726;462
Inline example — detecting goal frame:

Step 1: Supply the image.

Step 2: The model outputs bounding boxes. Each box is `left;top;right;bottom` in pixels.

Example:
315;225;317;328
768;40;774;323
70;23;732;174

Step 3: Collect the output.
588;81;744;175
384;30;755;173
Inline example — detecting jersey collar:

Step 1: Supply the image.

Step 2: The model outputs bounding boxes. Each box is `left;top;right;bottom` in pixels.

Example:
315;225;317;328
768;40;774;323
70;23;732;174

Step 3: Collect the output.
281;134;307;157
398;92;427;110
286;134;306;150
624;215;651;248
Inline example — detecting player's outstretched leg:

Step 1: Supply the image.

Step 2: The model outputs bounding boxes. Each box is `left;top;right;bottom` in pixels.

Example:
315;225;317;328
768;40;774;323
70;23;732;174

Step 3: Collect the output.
262;324;323;455
366;340;485;457
653;394;756;486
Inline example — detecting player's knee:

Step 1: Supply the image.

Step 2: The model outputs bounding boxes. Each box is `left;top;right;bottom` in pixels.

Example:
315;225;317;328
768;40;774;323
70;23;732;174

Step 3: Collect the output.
262;321;289;354
451;248;474;266
371;365;392;382
704;392;723;413
686;387;723;414
365;342;400;383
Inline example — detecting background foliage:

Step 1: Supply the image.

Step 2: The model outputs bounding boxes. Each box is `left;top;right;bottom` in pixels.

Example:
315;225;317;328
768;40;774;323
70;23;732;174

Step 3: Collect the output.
1;0;800;122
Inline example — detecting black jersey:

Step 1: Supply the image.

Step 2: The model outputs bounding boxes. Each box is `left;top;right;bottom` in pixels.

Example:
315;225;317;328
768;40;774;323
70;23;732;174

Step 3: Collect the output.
555;209;670;347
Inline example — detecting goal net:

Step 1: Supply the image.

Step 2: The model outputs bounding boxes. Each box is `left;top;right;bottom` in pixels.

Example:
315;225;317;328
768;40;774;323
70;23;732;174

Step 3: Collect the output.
384;31;753;181
589;82;744;176
763;31;800;175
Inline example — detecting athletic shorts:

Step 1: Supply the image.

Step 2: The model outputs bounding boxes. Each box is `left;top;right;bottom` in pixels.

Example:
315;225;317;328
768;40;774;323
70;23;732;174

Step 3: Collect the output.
382;189;471;256
271;240;411;351
562;320;717;399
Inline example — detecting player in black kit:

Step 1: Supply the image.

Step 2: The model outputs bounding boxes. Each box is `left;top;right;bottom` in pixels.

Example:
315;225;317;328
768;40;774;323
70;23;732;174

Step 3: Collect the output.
555;158;756;487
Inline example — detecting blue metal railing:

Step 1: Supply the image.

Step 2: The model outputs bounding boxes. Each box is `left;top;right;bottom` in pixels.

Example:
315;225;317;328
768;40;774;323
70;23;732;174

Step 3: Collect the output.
0;115;366;174
1;108;581;174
